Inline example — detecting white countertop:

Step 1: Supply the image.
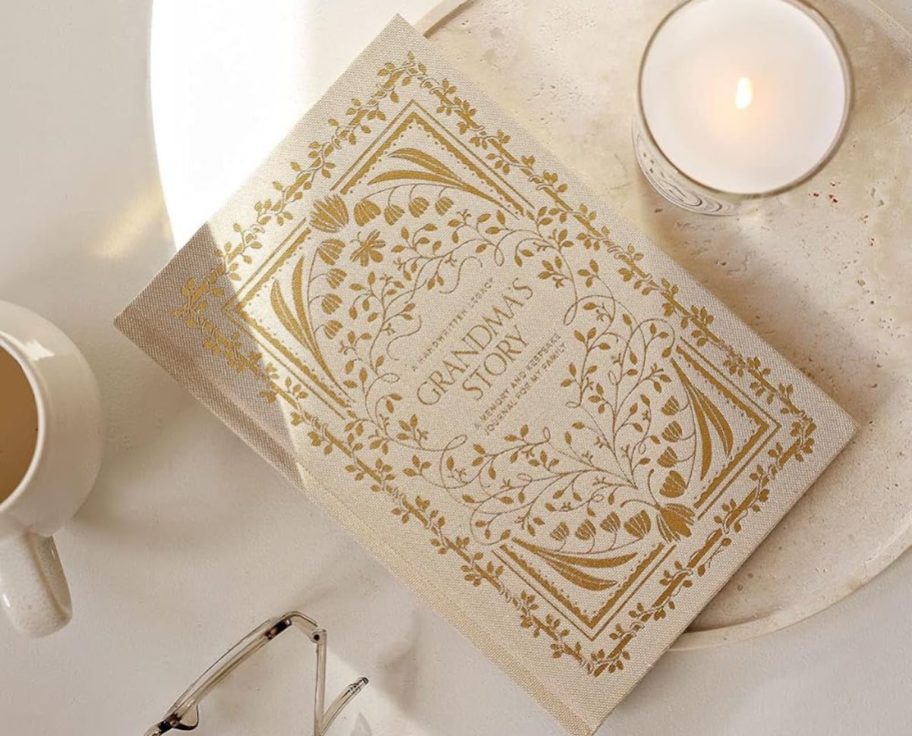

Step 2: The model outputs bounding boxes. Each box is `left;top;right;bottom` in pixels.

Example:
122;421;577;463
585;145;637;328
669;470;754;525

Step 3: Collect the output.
1;1;910;734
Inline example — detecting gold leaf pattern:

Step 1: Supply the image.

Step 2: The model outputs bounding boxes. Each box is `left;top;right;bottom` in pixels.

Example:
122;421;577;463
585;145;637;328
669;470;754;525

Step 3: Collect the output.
624;510;651;539
661;396;681;416
324;320;342;339
317;239;345;266
514;538;636;592
574;519;596;541
657;447;679;468
368;147;503;209
390;147;459;178
435;196;453;215
354;198;381;226
383;204;404;225
408;196;429;217
310;195;349;233
661;420;683;443
673;359;735;479
269;258;341;392
659;470;686;497
321;293;342;315
656;503;694;542
550;522;570;542
599;512;620;534
325;268;346;289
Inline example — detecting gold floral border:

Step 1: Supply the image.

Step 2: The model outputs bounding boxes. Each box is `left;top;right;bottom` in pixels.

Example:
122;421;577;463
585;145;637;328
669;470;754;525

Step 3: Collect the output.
172;51;816;678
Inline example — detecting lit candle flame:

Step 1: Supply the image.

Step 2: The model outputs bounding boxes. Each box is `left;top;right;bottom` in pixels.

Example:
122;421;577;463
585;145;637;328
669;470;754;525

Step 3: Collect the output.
735;77;753;110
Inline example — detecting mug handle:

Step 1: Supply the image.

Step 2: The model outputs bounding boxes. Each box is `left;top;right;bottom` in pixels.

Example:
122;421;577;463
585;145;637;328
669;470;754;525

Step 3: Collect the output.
0;533;72;637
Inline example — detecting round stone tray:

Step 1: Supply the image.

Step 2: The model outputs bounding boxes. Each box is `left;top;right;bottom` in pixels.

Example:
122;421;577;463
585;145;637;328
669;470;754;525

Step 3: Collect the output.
151;0;911;650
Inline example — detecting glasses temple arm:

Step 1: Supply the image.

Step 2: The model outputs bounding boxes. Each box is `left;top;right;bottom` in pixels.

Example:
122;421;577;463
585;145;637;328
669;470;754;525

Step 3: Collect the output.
312;628;327;736
308;627;369;736
320;676;369;735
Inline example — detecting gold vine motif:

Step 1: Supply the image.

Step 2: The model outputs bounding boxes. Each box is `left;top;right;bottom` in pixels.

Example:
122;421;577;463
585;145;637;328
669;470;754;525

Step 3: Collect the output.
301;183;706;598
175;50;816;677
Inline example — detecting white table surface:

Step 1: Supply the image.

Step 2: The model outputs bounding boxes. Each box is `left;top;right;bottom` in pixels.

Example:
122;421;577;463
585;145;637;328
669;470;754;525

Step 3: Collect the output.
1;1;911;735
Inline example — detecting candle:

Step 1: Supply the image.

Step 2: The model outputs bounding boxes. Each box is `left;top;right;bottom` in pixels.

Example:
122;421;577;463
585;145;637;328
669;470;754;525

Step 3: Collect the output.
636;0;851;207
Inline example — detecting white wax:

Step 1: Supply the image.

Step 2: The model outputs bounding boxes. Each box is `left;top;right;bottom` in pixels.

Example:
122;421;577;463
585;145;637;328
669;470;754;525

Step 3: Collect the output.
640;0;849;195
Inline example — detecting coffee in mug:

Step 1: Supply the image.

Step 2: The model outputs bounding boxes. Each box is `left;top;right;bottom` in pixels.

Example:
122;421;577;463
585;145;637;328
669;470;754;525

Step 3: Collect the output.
0;301;103;637
0;347;40;503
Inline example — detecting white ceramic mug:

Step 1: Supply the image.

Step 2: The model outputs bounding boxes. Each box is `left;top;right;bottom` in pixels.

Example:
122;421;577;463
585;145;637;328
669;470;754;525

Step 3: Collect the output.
0;301;103;636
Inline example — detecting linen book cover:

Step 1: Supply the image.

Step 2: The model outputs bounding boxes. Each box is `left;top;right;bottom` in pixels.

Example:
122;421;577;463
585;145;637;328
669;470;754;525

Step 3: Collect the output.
117;17;855;734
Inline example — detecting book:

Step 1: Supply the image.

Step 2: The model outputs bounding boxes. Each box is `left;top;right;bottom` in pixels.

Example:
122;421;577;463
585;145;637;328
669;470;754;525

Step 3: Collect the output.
117;16;855;734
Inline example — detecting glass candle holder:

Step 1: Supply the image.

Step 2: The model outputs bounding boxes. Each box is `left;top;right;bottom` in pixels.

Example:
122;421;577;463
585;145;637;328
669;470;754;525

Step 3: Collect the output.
634;0;852;215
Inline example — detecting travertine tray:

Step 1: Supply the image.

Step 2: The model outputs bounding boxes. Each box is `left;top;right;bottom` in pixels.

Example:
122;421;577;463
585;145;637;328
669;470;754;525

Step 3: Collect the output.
150;0;910;650
427;0;911;647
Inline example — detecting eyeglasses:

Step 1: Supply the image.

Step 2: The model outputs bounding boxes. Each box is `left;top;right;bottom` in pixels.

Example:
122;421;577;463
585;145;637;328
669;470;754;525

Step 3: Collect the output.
144;611;368;736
